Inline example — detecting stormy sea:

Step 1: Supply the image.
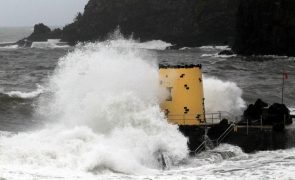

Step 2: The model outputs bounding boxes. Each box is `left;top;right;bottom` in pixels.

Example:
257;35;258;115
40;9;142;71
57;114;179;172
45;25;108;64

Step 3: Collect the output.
0;27;295;179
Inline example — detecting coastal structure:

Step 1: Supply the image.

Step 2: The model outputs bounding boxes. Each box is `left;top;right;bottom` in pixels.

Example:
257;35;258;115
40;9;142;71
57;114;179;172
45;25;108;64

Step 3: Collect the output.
159;64;205;125
159;64;295;154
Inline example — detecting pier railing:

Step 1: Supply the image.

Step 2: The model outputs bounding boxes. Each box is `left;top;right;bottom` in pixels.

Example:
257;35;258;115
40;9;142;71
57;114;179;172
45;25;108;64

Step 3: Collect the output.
166;111;238;126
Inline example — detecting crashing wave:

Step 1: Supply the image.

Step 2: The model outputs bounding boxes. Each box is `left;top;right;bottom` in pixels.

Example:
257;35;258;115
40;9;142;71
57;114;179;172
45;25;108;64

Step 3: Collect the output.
77;39;172;51
203;76;246;116
76;29;172;51
0;37;188;177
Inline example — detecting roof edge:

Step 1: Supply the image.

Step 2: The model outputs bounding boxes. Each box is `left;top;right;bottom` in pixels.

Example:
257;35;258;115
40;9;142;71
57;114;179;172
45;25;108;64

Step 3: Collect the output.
159;64;202;69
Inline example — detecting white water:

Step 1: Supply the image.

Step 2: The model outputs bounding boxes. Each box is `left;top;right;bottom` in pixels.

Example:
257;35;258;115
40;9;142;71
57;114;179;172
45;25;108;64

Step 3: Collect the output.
75;29;172;51
0;39;188;179
204;77;246;116
0;36;250;179
31;39;70;49
0;44;19;49
5;85;45;99
200;45;231;51
201;53;237;58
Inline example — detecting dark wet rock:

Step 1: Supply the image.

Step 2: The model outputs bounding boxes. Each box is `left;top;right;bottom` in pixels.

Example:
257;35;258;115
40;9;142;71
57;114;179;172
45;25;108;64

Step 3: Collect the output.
243;99;292;130
61;0;239;46
267;103;292;125
243;99;268;124
17;23;63;47
218;50;234;55
233;0;295;56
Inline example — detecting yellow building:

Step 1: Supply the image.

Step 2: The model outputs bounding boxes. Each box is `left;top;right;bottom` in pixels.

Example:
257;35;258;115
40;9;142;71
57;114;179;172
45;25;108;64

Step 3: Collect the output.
160;64;206;125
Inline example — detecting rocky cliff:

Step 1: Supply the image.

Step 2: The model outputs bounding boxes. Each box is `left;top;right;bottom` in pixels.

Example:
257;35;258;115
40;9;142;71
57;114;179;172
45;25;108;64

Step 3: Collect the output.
233;0;295;56
62;0;239;47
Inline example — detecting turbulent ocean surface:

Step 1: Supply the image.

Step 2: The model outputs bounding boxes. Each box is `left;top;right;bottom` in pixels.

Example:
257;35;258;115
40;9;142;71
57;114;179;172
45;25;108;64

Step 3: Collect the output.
0;27;295;179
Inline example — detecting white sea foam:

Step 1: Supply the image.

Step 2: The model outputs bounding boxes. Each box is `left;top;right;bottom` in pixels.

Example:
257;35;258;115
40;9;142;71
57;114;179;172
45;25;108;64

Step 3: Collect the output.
84;39;172;51
31;39;70;49
201;53;237;58
5;85;45;99
179;47;191;50
200;45;231;51
0;38;188;178
203;76;246;116
0;44;19;49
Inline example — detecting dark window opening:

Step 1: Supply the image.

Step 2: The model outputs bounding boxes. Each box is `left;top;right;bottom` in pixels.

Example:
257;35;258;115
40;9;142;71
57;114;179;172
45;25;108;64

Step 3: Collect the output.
166;87;172;101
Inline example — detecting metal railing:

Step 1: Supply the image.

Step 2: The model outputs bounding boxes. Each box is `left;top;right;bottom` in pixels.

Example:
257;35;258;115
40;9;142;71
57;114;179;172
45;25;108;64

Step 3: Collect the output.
216;123;235;145
166;111;239;126
193;122;236;155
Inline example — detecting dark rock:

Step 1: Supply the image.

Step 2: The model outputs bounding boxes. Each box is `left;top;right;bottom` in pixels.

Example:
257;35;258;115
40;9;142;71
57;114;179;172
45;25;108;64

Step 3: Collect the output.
267;103;292;125
243;99;268;124
62;0;240;46
33;23;51;35
17;23;63;47
233;0;295;56
243;99;292;129
218;50;234;55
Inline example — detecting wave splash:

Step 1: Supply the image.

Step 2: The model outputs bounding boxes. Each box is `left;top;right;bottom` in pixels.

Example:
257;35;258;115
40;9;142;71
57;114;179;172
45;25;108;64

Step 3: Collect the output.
204;76;246;116
76;29;172;51
0;38;188;176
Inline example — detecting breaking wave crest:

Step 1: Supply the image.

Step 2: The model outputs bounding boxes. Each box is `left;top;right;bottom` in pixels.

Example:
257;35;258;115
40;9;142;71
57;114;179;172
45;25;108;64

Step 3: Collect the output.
0;38;187;177
4;85;45;99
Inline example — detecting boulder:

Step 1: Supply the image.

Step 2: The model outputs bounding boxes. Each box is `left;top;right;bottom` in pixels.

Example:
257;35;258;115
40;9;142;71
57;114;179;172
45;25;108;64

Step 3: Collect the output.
243;99;268;124
267;103;292;125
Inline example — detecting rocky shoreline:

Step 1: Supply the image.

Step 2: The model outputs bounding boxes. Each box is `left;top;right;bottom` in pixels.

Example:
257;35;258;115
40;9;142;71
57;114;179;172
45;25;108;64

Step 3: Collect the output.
16;0;295;56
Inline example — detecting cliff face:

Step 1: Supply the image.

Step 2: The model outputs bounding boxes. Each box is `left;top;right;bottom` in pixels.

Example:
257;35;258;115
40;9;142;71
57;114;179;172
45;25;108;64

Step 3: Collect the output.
62;0;239;46
233;0;295;56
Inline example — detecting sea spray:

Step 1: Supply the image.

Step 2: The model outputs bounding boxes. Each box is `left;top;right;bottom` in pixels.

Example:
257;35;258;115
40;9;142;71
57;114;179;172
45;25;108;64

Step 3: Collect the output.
0;39;188;176
203;76;246;116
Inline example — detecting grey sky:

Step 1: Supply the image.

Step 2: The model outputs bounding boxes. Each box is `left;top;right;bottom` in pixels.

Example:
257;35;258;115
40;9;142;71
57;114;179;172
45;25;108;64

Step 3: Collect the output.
0;0;89;27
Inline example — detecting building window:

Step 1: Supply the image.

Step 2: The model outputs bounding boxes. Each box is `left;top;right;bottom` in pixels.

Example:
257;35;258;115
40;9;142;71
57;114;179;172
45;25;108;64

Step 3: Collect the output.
166;87;172;101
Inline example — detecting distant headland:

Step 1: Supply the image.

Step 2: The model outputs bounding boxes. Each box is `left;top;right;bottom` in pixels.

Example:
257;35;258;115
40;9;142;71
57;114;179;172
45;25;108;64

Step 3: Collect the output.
17;0;295;56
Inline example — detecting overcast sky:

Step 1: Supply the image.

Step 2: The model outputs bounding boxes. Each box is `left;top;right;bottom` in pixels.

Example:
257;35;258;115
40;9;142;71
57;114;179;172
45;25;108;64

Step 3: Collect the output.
0;0;89;27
